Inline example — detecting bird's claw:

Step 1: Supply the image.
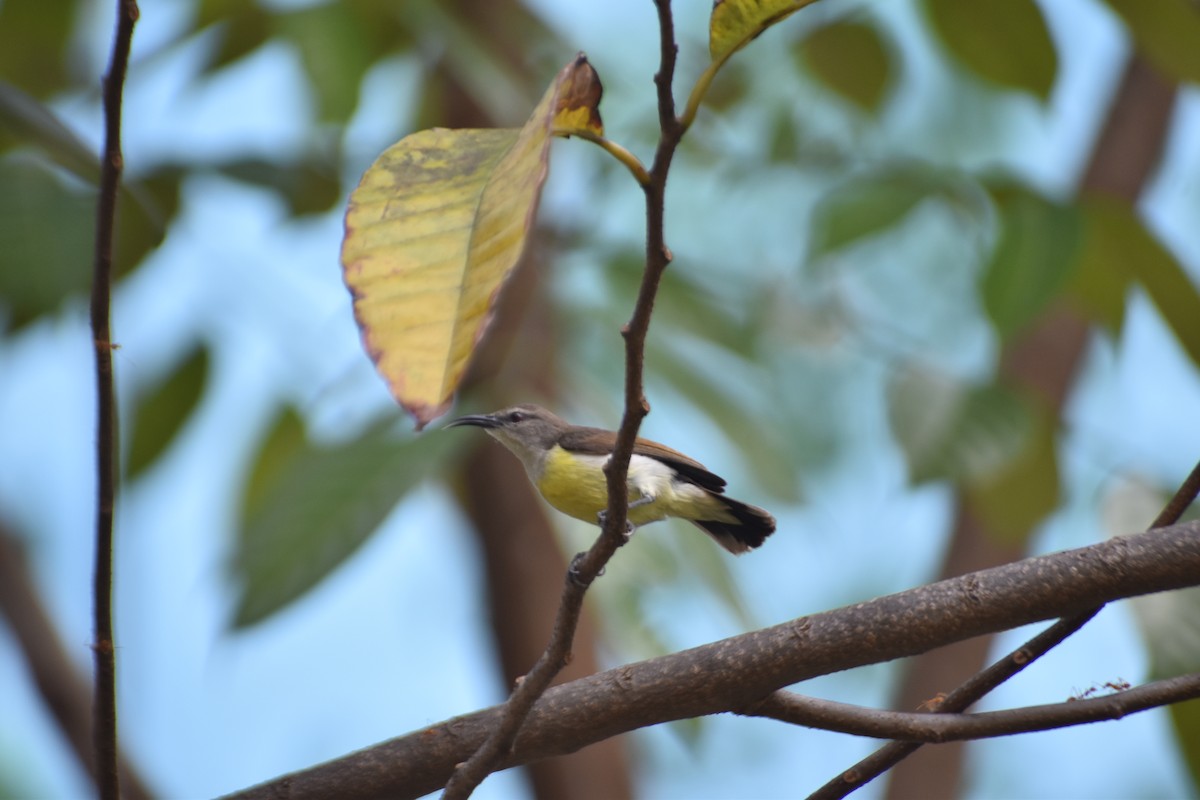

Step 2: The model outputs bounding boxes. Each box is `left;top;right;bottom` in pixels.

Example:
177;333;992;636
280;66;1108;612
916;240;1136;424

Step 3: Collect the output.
568;553;592;586
596;510;635;543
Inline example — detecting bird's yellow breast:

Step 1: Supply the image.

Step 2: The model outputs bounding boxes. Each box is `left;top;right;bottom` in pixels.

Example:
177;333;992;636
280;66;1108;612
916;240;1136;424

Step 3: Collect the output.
535;445;726;526
536;446;619;522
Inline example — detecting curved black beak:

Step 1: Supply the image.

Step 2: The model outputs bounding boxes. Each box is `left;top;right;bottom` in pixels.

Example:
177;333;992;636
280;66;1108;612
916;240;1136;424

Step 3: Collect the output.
446;413;499;429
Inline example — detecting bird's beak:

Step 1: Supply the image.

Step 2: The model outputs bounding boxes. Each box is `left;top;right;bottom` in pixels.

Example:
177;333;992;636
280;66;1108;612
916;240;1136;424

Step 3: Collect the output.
446;413;499;430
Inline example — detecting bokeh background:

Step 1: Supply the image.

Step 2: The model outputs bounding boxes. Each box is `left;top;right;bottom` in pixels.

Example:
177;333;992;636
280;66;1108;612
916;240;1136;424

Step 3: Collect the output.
2;0;1199;797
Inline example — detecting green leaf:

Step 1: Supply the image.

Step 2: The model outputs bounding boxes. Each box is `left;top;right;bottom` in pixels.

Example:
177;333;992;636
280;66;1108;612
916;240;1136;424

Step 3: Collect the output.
1068;197;1133;335
890;364;1059;541
1168;700;1200;791
1082;196;1200;369
242;407;306;518
1101;0;1200;84
889;366;1030;485
965;394;1059;543
981;184;1083;339
276;3;388;123
796;19;893;113
126;347;210;480
0;81;99;182
193;1;273;74
807;164;979;258
233;412;464;628
0;155;173;330
924;0;1057;100
0;0;74;99
342;56;603;428
709;0;821;63
218;157;341;216
0;155;94;329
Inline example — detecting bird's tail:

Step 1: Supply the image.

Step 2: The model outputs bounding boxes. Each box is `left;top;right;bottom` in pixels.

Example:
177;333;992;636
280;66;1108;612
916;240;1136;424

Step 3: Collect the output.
691;495;776;555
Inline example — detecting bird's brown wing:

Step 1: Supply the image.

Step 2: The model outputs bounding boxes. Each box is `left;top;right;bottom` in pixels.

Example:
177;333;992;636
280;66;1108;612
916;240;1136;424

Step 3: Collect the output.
559;425;728;493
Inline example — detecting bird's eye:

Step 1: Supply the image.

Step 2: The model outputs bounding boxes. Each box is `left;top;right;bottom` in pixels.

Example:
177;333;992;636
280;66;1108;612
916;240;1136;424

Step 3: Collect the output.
508;410;525;422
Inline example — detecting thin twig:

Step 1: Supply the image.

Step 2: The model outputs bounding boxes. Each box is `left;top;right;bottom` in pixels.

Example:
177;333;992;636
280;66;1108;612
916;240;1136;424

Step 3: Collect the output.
0;530;154;800
90;2;138;799
746;672;1200;741
812;458;1200;800
440;3;687;797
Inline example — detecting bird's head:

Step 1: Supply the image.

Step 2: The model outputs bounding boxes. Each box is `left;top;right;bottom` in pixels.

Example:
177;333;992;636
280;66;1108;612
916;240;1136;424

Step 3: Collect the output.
446;404;568;465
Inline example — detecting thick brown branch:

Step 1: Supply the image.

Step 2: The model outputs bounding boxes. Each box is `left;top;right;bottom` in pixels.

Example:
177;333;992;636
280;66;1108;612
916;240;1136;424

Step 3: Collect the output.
745;673;1200;741
823;458;1200;799
223;520;1200;800
809;609;1099;800
90;2;138;799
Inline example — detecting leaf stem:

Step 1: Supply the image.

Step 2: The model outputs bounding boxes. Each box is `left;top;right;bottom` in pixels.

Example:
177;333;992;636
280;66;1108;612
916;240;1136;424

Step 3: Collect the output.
565;130;651;186
679;59;726;133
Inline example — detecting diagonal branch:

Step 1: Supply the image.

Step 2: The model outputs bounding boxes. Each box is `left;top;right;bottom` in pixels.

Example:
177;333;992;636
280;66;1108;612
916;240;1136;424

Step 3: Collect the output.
223;520;1200;800
90;2;139;799
746;673;1200;741
815;457;1200;799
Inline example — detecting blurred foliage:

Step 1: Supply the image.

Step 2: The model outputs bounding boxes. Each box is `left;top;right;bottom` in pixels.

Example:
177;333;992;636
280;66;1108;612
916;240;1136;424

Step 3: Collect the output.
923;0;1057;100
126;345;210;480
0;1;1198;795
1080;195;1200;367
0;81;99;181
795;18;894;113
806;162;987;259
981;183;1083;339
0;155;95;329
234;408;464;627
0;0;1196;692
1101;0;1200;84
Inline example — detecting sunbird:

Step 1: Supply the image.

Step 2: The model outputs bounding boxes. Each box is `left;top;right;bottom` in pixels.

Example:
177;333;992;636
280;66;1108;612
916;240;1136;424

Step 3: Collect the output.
447;404;776;554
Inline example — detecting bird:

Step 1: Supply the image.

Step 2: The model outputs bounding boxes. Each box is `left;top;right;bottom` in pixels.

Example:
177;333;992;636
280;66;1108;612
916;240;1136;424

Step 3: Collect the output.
446;404;775;554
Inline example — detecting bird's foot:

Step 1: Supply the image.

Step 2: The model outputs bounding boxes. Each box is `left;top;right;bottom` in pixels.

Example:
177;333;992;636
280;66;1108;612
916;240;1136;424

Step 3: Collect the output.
568;553;591;586
568;552;605;586
596;510;635;544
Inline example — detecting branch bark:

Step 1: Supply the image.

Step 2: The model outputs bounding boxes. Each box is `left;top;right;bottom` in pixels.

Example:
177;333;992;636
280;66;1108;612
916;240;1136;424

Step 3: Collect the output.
91;2;138;798
746;673;1200;741
223;519;1200;800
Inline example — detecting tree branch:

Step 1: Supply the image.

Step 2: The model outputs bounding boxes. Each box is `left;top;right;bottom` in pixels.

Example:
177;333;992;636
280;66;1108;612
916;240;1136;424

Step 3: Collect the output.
223;520;1200;800
0;528;154;800
808;609;1098;800
744;673;1200;742
817;458;1200;799
441;4;687;795
90;2;138;799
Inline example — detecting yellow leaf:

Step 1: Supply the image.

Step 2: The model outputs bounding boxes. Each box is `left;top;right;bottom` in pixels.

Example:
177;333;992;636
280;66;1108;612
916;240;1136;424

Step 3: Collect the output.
551;54;604;137
710;0;820;63
341;55;602;428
